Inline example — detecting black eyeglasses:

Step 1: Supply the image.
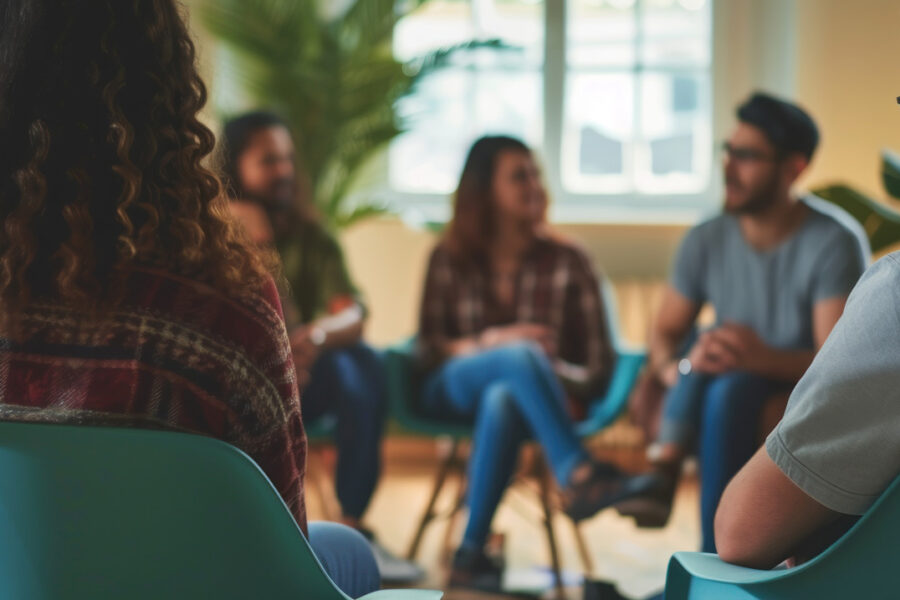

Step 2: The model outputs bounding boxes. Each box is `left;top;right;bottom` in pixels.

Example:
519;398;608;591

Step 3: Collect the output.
721;142;778;163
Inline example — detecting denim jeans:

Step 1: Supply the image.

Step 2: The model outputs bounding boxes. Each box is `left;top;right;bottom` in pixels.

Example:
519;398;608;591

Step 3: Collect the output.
308;521;380;598
303;343;387;520
422;342;588;550
659;371;788;553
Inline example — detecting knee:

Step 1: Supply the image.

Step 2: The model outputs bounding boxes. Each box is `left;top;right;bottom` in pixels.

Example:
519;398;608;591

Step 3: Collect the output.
702;373;766;438
307;522;380;596
332;349;386;406
705;373;760;410
481;384;519;418
489;341;547;375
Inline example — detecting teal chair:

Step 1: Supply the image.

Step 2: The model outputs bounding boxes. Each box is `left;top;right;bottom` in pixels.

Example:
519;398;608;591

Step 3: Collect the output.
664;474;900;599
0;420;442;600
384;280;647;585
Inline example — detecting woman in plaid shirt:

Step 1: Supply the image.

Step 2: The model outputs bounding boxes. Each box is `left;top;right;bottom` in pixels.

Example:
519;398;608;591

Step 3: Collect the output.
418;136;633;593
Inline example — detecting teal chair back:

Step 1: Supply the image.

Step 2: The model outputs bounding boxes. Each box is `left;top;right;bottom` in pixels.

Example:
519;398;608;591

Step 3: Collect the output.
665;474;900;599
0;420;440;600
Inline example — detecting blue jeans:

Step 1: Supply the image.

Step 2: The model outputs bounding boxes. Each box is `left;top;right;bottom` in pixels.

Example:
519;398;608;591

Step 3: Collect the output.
308;521;380;597
303;343;387;520
422;343;588;551
659;371;787;553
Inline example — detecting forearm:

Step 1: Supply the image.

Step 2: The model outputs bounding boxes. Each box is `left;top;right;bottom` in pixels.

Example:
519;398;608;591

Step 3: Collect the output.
648;331;685;385
315;305;364;349
751;348;815;382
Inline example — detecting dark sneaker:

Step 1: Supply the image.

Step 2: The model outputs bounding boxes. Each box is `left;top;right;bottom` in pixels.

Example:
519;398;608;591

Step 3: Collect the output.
448;546;505;594
562;461;632;522
614;470;679;528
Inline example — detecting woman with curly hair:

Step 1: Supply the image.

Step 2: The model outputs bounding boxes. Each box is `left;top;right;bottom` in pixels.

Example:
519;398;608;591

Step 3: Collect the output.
0;1;378;596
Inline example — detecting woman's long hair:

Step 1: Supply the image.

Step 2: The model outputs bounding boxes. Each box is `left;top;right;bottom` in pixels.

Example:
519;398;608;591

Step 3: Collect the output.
0;0;271;324
445;135;535;263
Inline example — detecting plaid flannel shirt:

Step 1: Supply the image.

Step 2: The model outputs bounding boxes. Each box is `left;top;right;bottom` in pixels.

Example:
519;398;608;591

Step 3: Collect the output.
418;236;615;417
0;266;308;533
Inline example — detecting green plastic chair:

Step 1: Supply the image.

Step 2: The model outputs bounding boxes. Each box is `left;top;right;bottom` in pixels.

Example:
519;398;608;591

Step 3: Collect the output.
664;474;900;599
0;420;442;600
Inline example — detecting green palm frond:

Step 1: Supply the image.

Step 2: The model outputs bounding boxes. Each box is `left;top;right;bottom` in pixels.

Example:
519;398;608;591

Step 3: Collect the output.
199;0;508;231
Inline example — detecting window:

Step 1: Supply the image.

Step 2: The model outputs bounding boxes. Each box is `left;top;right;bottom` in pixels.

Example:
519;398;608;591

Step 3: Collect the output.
390;0;714;221
392;0;545;195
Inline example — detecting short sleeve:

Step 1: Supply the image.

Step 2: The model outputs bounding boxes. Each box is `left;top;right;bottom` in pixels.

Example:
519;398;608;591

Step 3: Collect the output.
766;254;900;515
670;224;707;303
810;226;867;303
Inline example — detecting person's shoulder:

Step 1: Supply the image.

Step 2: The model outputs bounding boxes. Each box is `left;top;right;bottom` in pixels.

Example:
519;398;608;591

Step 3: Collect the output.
677;212;731;253
536;234;605;282
802;196;871;256
863;251;900;285
542;232;587;259
129;266;284;328
690;212;732;236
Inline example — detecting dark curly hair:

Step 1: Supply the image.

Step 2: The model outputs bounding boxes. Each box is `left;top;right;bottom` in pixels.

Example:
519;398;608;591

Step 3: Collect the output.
0;0;271;325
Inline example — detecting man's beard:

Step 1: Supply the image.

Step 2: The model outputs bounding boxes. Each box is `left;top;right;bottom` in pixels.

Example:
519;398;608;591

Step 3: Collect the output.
724;175;780;216
243;178;297;212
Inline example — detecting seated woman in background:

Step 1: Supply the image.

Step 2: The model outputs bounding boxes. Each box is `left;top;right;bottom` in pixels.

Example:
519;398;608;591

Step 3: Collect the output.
0;1;376;597
417;135;632;594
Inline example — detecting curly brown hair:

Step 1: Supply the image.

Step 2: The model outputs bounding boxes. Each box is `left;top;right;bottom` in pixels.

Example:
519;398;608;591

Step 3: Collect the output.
0;0;271;324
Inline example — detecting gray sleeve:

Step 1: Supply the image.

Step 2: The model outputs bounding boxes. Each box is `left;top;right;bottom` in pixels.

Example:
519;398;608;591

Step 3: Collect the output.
810;227;867;303
670;225;707;303
766;254;900;515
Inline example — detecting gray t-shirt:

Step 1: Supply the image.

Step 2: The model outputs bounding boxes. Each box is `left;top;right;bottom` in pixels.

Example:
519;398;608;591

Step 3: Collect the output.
767;254;900;514
671;198;868;350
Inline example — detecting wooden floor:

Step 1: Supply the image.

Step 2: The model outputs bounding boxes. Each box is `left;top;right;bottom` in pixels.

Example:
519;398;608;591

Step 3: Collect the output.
306;429;700;600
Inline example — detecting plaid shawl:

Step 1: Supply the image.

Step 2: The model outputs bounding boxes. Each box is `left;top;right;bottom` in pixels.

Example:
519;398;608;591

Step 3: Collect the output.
418;235;615;415
0;266;308;533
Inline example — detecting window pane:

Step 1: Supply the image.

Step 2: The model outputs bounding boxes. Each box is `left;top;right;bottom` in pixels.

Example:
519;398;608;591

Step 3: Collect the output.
391;0;544;194
568;0;637;67
561;72;634;194
641;0;712;67
561;0;712;198
634;71;712;194
391;68;542;194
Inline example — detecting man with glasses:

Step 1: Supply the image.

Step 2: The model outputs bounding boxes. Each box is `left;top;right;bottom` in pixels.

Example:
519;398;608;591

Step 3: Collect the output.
614;92;868;554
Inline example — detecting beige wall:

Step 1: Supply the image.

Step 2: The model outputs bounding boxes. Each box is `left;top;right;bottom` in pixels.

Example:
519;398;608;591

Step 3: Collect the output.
794;0;900;196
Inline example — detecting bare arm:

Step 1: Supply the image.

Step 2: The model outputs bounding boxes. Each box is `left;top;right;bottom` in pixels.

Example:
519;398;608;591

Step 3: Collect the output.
715;447;840;568
648;286;702;386
714;296;847;382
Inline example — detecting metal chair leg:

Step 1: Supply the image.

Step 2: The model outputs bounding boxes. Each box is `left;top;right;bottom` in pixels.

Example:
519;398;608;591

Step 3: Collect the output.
537;457;566;600
407;437;461;561
572;518;594;575
307;446;340;522
440;471;468;563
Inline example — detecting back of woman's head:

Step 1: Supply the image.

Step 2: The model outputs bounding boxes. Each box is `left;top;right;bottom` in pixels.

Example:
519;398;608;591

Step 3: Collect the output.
446;135;532;261
0;0;268;319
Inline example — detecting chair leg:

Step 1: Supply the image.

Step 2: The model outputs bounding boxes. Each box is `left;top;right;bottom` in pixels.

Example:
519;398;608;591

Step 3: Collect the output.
537;457;566;600
308;446;340;522
407;437;461;561
441;471;468;563
571;519;594;575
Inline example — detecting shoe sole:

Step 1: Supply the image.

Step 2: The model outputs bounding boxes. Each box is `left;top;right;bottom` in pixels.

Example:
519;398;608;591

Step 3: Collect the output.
614;497;672;528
